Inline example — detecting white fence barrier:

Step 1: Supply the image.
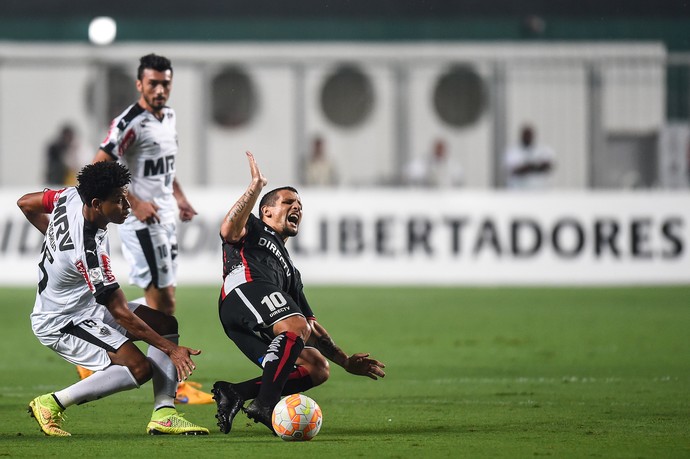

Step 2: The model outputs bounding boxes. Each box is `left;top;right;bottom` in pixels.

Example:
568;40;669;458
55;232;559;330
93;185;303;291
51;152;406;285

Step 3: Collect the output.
2;188;689;286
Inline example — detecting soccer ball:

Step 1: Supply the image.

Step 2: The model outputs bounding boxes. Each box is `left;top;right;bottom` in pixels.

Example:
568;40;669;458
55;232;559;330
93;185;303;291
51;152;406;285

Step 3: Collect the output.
271;394;323;441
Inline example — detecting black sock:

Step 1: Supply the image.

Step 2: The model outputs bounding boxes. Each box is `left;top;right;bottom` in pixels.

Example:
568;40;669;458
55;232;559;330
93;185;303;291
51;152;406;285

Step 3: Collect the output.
232;377;261;400
255;331;304;407
234;366;314;400
282;365;315;395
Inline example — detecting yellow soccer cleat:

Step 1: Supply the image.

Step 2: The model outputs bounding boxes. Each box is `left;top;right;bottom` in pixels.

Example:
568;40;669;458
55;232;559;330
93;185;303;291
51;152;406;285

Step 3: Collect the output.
28;394;71;437
175;381;214;405
146;407;209;435
76;365;94;380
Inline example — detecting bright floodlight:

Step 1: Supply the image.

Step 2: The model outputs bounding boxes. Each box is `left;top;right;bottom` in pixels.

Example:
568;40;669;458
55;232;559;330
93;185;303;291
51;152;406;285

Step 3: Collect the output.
88;17;117;45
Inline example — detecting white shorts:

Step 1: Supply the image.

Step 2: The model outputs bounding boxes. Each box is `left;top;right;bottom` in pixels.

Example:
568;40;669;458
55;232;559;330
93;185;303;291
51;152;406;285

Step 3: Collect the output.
119;222;178;289
35;302;141;371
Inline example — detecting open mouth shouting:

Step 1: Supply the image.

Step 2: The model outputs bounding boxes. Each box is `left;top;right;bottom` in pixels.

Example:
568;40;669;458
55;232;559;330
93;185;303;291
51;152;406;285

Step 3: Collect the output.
287;213;300;227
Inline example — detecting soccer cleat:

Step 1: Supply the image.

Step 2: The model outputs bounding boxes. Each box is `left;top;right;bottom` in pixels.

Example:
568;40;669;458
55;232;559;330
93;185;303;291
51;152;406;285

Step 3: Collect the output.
212;381;245;434
146;407;209;435
243;400;277;435
76;365;94;380
175;381;214;405
28;394;71;437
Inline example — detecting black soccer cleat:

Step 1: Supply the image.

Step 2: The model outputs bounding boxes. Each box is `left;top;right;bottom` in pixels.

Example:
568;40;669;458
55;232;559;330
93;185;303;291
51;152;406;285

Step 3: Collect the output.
243;400;277;435
212;381;245;434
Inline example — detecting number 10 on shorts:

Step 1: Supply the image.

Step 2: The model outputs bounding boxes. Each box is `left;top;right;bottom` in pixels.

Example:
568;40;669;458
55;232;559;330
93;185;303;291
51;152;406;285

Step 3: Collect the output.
261;292;287;312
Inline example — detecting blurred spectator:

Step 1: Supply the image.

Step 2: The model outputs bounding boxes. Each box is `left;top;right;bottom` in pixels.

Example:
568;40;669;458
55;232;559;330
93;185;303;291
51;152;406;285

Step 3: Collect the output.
504;125;555;189
404;139;463;188
304;135;338;187
521;14;546;38
45;125;76;185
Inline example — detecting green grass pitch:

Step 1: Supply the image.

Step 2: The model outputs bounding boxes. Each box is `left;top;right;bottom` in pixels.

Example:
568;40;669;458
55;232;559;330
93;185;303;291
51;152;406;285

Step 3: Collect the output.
0;285;688;458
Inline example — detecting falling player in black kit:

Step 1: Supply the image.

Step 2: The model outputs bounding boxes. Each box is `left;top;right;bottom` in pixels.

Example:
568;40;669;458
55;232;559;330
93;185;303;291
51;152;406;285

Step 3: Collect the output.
212;151;386;434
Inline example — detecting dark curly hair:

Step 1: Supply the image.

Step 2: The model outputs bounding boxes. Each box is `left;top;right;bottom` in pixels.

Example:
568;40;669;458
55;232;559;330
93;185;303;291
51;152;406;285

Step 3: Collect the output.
137;53;173;80
76;162;131;207
259;186;299;212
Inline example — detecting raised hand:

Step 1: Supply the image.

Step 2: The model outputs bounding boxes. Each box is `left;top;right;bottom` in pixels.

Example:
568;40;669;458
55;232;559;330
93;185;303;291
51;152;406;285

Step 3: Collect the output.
246;151;267;187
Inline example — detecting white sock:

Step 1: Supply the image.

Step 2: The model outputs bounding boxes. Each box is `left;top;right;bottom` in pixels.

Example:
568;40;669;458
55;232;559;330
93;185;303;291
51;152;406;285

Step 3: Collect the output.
54;365;139;408
147;334;179;410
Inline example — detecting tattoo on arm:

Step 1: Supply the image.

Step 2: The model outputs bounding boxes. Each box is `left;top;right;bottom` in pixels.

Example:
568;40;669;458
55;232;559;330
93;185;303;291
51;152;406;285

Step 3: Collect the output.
315;334;344;363
225;190;255;224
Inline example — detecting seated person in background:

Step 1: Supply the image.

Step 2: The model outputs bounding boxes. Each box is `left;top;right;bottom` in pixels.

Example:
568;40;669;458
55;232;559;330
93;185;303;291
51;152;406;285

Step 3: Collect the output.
404;139;463;188
304;135;338;187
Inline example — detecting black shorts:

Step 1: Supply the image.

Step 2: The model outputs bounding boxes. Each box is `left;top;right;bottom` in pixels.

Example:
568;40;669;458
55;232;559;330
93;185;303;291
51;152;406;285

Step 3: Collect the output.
219;281;305;366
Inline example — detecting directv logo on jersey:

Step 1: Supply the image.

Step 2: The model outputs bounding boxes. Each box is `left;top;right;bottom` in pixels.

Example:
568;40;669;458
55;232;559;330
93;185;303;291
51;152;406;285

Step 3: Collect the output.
258;237;291;277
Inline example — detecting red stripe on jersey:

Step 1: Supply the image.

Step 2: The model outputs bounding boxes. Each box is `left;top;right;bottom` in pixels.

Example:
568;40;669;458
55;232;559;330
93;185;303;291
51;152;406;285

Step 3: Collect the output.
100;254;116;283
75;259;94;292
41;188;65;213
101;119;116;145
240;247;253;282
119;129;136;157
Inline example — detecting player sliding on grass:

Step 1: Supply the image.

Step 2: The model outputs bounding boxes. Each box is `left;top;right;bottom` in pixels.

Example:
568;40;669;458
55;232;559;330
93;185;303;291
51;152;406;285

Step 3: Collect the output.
212;151;386;434
18;162;208;437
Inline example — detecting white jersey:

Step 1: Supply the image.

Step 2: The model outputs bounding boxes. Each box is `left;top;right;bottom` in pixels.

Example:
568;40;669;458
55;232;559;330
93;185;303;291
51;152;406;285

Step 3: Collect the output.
100;103;178;228
30;188;120;338
504;144;555;189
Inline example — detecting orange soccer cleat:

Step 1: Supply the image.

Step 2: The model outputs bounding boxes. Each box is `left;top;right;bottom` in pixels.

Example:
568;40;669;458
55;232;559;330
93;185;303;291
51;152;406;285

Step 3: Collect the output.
76;365;94;380
175;381;214;405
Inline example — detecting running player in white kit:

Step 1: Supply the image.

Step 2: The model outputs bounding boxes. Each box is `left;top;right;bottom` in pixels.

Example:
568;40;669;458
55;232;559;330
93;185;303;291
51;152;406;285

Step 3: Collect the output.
92;54;211;404
18;161;208;436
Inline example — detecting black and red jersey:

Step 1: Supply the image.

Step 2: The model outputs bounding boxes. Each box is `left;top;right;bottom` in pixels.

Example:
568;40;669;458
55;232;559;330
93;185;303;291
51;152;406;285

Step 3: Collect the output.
220;214;314;319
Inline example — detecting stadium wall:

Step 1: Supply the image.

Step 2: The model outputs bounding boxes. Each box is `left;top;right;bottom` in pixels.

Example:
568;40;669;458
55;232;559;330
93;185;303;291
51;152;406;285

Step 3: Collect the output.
0;42;666;189
2;188;688;286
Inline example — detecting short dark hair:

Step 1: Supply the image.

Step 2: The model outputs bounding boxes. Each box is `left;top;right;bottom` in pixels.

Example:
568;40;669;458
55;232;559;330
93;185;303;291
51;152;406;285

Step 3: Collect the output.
259;186;299;212
76;162;131;207
137;53;173;80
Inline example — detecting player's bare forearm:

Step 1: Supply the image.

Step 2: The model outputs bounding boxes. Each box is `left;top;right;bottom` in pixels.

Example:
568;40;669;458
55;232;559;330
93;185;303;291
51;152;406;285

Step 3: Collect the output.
220;151;267;242
107;289;173;353
316;334;348;366
126;189;161;224
309;320;348;366
173;178;197;221
17;191;50;234
221;186;260;241
107;289;199;380
309;319;386;380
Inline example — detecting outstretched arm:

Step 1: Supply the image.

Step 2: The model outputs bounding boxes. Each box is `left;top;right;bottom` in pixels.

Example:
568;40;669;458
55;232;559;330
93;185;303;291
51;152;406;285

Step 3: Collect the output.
220;151;267;243
308;319;386;380
106;289;200;382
